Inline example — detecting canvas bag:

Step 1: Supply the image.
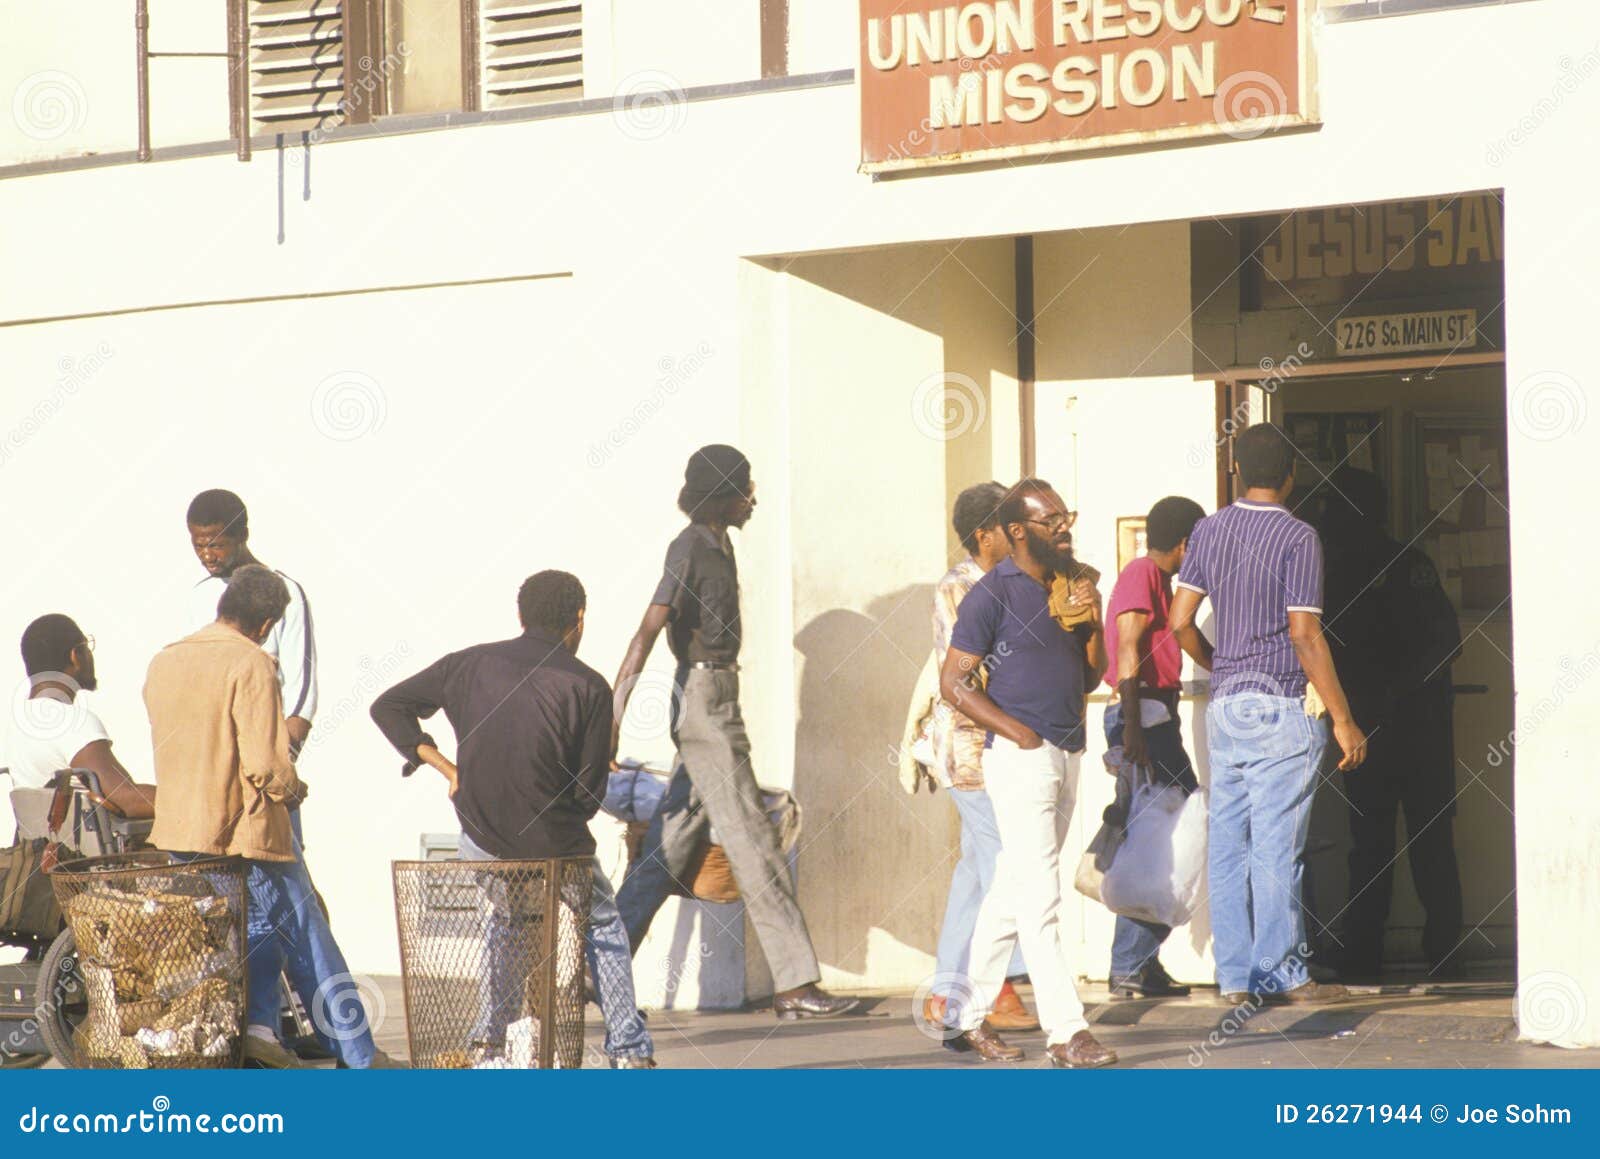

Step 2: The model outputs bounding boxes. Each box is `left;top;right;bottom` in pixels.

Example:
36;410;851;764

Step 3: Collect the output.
0;836;63;939
1;776;83;939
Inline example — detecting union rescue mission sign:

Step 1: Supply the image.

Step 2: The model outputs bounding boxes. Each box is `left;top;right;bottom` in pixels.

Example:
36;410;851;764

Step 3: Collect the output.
860;1;1319;173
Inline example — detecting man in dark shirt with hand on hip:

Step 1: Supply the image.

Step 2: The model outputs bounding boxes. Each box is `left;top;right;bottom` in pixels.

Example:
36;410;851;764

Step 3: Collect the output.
613;445;856;1021
371;570;654;1067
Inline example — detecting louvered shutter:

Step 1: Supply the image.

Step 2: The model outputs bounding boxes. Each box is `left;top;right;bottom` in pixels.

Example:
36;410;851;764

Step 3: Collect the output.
473;1;584;110
248;0;347;134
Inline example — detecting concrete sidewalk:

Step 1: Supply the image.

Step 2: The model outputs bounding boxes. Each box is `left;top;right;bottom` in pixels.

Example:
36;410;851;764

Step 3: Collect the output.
369;977;1596;1070
1076;979;1520;1043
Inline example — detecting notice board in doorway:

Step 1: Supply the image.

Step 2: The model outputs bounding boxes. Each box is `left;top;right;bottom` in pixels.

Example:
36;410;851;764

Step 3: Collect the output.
1283;410;1388;516
1410;415;1510;616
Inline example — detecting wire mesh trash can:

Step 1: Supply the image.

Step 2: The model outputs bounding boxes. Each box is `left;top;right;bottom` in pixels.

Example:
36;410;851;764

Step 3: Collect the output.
48;851;247;1069
393;857;592;1069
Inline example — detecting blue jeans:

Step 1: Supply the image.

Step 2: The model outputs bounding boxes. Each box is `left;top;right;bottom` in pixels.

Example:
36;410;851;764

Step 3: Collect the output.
1102;701;1198;980
281;808;316;1018
1205;693;1330;995
458;832;652;1061
933;787;1024;1006
243;841;377;1067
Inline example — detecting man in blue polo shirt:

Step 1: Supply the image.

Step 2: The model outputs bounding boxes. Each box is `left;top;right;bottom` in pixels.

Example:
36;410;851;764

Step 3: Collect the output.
1169;423;1367;1008
940;478;1118;1070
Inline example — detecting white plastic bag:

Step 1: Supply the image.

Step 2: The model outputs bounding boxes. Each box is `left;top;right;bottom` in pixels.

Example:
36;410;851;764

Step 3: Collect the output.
1072;819;1123;904
1098;775;1208;928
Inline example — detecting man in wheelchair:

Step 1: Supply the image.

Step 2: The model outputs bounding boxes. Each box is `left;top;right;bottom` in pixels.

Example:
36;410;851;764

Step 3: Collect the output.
5;614;155;825
2;615;157;1066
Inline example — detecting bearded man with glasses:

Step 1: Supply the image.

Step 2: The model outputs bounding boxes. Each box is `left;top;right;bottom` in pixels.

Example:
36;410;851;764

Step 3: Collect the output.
939;478;1118;1069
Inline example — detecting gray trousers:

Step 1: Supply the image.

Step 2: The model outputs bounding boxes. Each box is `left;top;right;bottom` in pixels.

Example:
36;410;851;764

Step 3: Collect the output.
616;668;820;993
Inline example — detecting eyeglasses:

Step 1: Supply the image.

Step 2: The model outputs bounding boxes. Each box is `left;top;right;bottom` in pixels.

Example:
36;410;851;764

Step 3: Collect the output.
80;636;95;654
1024;512;1078;533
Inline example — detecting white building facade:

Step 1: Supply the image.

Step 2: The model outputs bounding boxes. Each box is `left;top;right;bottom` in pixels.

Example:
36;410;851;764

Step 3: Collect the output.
3;0;1597;1047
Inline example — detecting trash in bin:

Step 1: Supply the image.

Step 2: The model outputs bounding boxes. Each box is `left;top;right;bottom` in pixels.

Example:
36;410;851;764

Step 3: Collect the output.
393;857;592;1069
50;852;247;1069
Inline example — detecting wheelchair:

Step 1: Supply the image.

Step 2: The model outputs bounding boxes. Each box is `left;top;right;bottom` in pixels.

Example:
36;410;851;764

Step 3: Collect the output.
1;767;317;1067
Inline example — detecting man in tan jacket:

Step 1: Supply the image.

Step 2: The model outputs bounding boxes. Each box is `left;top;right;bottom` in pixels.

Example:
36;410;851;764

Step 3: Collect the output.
145;565;394;1069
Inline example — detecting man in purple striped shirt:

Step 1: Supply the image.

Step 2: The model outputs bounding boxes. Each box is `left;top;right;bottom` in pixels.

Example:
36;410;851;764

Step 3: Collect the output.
1170;424;1367;1008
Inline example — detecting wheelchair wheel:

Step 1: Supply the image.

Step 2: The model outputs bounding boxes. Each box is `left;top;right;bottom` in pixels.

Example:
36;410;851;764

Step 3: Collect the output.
34;927;84;1068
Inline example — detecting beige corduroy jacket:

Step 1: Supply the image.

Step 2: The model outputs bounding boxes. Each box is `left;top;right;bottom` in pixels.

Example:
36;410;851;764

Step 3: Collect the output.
143;621;304;863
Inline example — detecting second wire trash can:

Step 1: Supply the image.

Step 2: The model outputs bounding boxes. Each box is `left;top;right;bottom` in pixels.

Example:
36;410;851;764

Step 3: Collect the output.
48;851;248;1069
393;856;592;1069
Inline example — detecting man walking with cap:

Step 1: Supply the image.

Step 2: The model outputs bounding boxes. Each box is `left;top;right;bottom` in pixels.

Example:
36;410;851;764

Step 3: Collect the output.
613;446;857;1021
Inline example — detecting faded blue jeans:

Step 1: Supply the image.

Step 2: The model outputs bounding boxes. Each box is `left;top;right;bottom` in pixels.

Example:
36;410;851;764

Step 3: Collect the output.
242;840;377;1067
1205;693;1330;996
458;832;652;1061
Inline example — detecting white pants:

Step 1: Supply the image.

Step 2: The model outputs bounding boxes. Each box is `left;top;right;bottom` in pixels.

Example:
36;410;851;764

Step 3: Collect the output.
958;737;1088;1044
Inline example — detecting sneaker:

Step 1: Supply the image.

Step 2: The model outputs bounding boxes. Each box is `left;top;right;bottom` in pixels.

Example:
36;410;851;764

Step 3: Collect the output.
286;1032;336;1061
242;1035;309;1069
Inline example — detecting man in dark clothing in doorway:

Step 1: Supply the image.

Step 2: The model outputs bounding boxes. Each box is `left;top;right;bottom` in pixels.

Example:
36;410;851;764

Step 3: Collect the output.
1319;467;1464;981
612;445;857;1022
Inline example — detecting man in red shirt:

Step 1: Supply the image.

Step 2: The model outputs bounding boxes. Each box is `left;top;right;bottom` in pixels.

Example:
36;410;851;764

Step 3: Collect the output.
1101;496;1206;999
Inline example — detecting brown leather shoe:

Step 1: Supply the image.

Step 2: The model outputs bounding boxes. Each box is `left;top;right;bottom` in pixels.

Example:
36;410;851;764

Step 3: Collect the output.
946;1023;1024;1062
1047;1029;1118;1069
1262;980;1350;1006
986;981;1040;1032
774;984;860;1021
1216;991;1258;1007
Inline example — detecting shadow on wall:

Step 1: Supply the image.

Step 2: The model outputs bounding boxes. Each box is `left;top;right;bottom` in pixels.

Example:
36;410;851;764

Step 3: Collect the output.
791;585;958;982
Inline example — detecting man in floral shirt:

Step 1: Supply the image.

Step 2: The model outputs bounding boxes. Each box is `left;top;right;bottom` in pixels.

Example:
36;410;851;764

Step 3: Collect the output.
923;482;1038;1034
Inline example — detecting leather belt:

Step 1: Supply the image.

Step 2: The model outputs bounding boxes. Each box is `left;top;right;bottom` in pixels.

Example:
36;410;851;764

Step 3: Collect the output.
690;661;739;672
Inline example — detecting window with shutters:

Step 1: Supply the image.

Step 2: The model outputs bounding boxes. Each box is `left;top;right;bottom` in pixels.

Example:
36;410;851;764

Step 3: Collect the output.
465;1;585;111
232;1;588;140
245;0;349;134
